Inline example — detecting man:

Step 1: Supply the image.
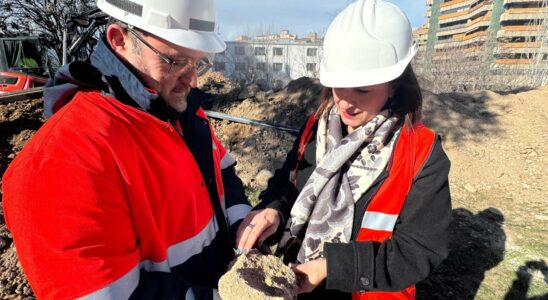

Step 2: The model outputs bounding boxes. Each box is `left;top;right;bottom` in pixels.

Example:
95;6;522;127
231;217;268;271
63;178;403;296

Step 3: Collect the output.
2;0;251;298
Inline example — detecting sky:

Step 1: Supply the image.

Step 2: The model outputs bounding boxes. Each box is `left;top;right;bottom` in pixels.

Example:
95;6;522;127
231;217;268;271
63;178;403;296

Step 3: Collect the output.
216;1;427;41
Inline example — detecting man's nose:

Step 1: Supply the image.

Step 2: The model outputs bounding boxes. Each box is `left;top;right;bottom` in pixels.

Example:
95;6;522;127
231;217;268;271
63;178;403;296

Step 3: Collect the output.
179;69;198;88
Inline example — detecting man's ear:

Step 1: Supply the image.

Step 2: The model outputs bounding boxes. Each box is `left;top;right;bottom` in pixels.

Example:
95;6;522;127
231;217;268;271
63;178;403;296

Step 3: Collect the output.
106;24;129;55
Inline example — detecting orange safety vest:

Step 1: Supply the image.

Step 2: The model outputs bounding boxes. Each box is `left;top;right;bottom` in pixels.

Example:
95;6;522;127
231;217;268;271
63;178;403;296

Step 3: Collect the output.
294;114;436;300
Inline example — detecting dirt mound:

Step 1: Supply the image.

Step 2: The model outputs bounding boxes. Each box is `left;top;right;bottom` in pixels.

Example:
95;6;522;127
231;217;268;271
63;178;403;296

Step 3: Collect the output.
0;81;547;299
0;99;42;298
205;77;321;188
218;250;297;300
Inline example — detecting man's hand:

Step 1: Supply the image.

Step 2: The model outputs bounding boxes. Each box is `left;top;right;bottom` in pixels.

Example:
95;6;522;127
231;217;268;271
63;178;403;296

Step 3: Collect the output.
291;258;327;294
235;208;280;253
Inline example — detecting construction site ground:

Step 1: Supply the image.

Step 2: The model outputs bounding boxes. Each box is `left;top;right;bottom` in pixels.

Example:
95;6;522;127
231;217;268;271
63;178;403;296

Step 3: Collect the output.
0;74;546;299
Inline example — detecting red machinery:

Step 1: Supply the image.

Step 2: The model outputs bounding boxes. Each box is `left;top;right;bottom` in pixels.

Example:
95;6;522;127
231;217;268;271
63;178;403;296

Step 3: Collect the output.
0;36;49;94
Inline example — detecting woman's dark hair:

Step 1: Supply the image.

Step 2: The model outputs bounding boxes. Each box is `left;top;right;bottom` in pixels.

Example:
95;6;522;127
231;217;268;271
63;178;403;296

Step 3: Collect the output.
314;65;423;126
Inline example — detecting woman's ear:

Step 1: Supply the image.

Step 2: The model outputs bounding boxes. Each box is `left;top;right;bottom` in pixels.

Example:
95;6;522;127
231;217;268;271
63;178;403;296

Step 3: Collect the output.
106;24;129;56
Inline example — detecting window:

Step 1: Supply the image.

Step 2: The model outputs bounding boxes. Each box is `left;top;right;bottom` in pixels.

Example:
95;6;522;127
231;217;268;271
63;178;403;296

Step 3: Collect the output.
32;81;46;88
438;35;452;41
214;62;225;71
255;47;266;56
235;62;247;71
307;48;317;57
306;63;316;72
256;62;266;71
235;47;245;56
273;63;283;72
273;47;283;56
0;75;18;85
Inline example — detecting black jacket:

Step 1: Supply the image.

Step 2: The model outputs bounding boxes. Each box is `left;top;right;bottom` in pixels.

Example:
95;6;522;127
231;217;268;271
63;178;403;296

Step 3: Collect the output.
256;121;452;298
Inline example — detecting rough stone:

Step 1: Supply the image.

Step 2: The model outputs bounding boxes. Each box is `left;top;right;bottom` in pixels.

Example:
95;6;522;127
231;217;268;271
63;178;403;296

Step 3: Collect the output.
464;184;477;193
218;250;297;300
255;169;274;188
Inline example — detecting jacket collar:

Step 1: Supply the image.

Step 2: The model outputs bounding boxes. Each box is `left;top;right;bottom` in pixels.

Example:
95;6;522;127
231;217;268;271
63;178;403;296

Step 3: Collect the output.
90;37;160;112
44;36;209;119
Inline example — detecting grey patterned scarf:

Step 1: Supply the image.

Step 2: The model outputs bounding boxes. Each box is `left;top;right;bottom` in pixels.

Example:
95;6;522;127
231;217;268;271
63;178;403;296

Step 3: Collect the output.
285;105;399;263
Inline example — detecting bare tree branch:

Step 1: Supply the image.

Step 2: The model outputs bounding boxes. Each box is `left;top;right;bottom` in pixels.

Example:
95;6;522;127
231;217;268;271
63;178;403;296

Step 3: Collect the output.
0;0;96;65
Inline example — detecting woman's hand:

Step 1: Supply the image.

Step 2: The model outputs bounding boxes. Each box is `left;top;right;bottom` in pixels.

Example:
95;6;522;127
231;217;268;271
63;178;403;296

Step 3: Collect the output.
291;258;327;294
235;208;280;253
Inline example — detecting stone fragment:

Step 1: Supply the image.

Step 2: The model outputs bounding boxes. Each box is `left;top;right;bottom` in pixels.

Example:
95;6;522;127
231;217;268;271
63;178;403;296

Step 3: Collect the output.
219;250;297;300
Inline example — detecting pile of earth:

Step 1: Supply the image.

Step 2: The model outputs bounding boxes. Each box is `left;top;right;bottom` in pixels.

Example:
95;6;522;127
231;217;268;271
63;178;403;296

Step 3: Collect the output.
218;250;297;300
0;72;546;299
199;73;321;188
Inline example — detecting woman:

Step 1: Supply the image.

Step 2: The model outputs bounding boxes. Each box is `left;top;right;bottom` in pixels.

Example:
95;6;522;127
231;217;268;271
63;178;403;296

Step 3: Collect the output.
236;0;452;299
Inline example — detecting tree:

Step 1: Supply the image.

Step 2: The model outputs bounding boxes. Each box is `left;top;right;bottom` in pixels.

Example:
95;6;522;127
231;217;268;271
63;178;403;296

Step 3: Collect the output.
0;0;97;66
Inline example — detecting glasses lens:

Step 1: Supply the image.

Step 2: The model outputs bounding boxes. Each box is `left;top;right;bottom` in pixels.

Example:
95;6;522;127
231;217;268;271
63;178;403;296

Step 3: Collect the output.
195;57;212;76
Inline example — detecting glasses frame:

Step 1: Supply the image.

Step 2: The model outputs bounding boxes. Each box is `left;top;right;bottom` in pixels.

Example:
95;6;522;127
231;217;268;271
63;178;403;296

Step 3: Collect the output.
125;25;212;75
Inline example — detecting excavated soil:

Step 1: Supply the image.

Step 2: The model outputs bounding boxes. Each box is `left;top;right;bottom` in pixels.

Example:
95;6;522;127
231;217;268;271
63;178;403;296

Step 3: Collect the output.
218;250;297;300
0;74;546;299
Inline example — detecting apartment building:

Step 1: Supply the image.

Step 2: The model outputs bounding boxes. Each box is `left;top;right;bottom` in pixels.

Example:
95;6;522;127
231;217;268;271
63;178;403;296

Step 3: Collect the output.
495;0;548;66
412;23;430;73
420;0;547;88
214;30;323;88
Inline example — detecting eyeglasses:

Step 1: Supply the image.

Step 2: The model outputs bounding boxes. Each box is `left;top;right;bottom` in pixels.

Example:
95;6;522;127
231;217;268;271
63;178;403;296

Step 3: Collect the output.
126;26;212;75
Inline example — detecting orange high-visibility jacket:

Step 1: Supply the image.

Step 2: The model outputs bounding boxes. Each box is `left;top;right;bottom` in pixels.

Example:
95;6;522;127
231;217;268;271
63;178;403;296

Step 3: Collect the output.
3;38;251;299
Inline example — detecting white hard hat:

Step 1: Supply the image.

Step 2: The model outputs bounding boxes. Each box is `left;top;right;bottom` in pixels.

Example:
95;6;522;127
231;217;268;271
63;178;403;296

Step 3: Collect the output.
320;0;418;88
96;0;226;53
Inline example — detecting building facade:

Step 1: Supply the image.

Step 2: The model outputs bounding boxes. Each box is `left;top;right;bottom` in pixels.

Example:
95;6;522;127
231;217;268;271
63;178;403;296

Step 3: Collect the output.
419;0;547;89
213;31;323;88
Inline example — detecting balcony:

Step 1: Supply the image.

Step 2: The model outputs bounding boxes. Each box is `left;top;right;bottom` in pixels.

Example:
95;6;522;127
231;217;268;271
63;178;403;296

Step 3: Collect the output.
498;26;544;39
469;4;494;19
435;34;488;49
501;42;541;48
439;4;493;23
465;45;486;53
495;58;534;64
463;30;489;41
494;43;544;55
500;8;548;21
506;7;548;14
467;15;492;28
504;0;547;4
439;10;469;22
499;25;544;31
438;24;468;35
441;0;470;8
440;0;474;11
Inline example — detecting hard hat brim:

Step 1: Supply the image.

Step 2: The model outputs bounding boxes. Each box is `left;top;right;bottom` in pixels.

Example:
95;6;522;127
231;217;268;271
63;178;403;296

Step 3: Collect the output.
320;43;418;88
